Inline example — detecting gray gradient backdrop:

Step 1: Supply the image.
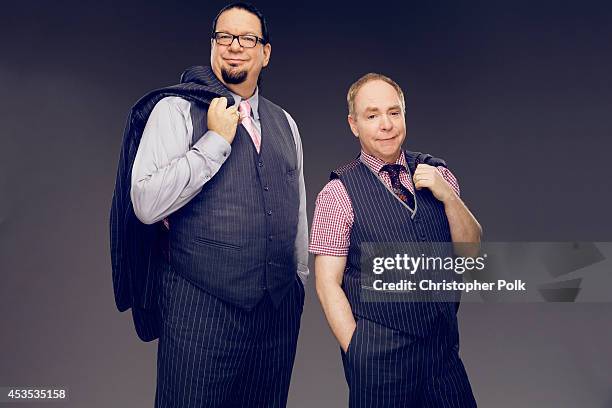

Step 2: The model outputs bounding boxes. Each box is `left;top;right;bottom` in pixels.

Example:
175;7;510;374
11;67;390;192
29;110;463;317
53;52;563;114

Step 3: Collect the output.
1;0;611;406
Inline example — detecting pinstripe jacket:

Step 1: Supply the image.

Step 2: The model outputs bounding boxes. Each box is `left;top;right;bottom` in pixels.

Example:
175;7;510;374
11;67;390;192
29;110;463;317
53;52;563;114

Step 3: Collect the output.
110;66;233;341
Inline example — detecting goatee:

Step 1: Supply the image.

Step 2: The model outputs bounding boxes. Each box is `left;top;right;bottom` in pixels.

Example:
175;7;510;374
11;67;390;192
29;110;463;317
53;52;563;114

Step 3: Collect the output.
221;67;248;84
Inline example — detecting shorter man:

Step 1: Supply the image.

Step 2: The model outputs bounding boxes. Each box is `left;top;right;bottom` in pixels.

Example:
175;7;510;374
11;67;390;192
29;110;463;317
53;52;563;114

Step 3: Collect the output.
311;73;480;407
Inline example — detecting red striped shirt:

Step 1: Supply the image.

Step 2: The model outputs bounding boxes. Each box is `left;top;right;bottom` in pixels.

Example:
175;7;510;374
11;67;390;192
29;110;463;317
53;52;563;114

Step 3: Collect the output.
309;151;460;257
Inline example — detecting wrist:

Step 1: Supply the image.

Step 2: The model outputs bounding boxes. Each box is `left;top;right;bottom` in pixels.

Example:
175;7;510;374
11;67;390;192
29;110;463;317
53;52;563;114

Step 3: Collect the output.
442;188;459;205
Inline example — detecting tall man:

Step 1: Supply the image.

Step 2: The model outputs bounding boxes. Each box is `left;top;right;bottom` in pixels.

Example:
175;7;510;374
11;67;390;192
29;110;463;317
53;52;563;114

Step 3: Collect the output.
310;73;481;407
111;3;308;407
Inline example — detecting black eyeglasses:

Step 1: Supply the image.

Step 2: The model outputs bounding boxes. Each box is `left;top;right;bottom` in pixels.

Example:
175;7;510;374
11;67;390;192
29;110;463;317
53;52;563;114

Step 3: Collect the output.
213;32;265;48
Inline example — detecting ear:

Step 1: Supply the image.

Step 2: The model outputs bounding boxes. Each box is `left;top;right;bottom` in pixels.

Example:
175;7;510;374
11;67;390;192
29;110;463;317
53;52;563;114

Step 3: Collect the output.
210;39;215;63
262;43;271;67
348;114;359;138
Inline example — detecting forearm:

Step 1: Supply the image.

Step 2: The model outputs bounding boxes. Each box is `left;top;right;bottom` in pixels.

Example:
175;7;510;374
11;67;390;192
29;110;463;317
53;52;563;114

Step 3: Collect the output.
295;172;309;283
293;117;309;283
131;150;198;224
317;280;355;351
443;192;482;256
315;256;355;351
131;130;230;224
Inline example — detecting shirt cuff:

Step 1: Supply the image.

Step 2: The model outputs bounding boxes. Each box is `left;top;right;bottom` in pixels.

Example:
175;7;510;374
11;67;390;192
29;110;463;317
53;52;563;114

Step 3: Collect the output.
436;166;461;197
308;245;349;257
297;263;309;284
192;130;231;162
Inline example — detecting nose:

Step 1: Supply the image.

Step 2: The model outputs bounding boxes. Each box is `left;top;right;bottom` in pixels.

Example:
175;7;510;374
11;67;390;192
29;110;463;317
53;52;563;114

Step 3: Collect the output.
379;113;393;131
229;36;243;51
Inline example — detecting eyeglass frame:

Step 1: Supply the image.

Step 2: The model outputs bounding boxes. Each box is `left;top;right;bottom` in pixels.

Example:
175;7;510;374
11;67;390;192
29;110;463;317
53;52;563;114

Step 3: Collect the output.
212;31;266;48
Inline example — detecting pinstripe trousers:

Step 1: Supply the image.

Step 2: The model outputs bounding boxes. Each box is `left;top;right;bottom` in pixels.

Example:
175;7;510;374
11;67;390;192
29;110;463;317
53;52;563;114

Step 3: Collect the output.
155;265;304;408
341;316;476;408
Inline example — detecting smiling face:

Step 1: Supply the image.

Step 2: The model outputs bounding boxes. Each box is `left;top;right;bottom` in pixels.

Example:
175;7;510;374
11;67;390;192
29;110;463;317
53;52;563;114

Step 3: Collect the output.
348;79;406;163
210;7;271;97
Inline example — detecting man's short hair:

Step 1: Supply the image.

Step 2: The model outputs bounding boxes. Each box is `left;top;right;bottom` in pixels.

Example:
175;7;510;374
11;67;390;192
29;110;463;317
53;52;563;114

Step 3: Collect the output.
347;73;406;118
211;2;270;44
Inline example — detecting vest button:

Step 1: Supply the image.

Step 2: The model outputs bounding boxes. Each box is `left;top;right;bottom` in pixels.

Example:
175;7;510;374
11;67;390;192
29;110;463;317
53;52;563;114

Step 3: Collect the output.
267;210;272;216
258;161;264;167
268;235;273;241
264;186;269;191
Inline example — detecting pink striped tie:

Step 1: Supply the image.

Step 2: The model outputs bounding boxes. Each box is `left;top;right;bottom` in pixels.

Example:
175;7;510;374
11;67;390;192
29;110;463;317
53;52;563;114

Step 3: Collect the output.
239;100;261;153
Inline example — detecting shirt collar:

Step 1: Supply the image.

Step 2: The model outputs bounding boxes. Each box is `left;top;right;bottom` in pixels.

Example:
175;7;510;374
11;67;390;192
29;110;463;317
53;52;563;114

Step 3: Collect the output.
359;150;407;173
228;87;260;121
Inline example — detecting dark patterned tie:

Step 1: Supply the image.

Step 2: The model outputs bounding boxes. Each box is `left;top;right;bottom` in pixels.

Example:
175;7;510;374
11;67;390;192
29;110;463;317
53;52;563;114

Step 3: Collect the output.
381;164;415;210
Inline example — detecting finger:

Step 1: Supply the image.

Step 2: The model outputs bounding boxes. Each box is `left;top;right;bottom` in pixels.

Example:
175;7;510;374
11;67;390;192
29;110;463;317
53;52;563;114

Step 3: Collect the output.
413;175;431;185
415;176;432;186
414;171;433;181
413;166;427;175
226;106;240;121
414;165;433;174
217;97;228;110
210;97;219;110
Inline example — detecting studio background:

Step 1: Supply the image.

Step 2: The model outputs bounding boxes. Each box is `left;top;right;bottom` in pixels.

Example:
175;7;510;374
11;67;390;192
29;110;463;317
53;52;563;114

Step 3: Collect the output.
1;0;611;406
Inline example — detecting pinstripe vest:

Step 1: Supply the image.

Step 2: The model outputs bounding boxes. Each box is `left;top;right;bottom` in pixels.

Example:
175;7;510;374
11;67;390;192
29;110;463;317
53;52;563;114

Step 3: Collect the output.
168;96;299;310
333;151;458;336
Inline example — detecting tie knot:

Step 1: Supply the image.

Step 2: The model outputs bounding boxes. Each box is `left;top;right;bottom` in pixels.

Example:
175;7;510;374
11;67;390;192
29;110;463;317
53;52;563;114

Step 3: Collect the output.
381;164;405;179
239;100;252;119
